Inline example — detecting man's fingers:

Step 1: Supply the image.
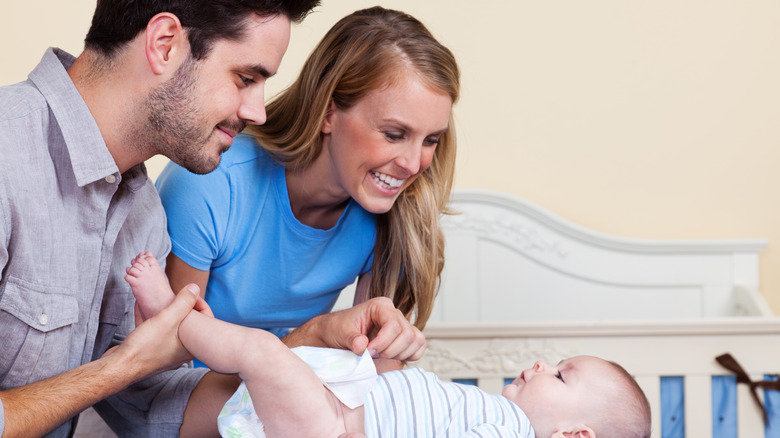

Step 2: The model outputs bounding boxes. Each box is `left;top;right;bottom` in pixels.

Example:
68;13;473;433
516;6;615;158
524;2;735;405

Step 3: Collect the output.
163;284;200;320
192;294;214;318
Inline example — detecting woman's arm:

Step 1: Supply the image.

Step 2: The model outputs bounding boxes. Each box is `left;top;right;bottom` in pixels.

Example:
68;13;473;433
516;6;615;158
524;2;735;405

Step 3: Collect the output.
166;253;210;299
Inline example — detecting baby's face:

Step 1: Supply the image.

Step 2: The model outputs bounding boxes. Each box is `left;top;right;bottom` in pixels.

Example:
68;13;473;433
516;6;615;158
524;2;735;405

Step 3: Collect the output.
502;355;620;435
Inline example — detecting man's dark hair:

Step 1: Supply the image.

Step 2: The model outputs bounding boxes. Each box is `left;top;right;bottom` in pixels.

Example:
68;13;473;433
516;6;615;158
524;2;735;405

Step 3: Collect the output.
84;0;319;59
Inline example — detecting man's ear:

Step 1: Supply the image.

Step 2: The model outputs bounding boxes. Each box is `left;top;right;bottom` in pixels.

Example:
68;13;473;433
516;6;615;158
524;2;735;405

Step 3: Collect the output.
145;12;187;75
320;99;337;134
550;424;595;438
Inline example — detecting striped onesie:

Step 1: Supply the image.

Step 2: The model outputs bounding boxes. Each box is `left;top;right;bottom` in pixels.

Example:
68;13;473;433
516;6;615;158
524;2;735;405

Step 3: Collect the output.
218;348;534;437
364;368;535;437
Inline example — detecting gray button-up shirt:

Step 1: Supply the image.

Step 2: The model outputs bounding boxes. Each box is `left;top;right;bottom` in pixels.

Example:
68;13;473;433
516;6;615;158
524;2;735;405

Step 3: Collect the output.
0;48;207;437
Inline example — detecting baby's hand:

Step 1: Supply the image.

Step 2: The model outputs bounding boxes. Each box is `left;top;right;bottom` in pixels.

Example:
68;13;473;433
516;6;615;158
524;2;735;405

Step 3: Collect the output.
338;434;367;438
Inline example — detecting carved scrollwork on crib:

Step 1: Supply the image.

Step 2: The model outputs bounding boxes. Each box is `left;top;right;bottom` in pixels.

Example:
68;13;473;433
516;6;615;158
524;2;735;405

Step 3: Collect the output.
417;338;577;376
443;214;569;258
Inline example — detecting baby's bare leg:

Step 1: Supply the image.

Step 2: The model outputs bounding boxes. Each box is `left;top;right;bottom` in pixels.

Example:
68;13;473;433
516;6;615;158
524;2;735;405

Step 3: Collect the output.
125;252;349;437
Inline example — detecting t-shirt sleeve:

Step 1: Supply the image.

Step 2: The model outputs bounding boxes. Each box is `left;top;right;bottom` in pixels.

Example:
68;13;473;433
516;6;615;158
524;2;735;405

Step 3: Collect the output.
361;249;374;274
155;162;232;271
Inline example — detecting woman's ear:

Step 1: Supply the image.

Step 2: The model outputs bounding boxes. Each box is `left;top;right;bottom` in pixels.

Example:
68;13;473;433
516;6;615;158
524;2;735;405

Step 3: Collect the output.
145;12;187;75
321;99;337;134
550;424;595;438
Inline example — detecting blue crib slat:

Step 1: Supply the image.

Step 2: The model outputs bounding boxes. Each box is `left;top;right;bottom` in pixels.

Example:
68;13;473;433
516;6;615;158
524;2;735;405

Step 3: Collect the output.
712;375;737;438
453;378;478;386
463;374;780;437
661;376;685;438
766;375;780;438
660;374;780;438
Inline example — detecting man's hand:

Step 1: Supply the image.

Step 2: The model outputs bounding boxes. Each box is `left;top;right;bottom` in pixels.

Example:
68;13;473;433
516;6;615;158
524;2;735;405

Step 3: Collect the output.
1;285;212;438
106;284;208;379
284;297;427;362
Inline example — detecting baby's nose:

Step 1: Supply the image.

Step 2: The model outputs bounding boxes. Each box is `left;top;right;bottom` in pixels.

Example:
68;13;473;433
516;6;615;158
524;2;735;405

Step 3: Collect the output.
533;360;552;374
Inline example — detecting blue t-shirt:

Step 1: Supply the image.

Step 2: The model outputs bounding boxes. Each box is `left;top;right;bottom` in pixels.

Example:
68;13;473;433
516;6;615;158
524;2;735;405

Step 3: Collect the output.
156;134;376;333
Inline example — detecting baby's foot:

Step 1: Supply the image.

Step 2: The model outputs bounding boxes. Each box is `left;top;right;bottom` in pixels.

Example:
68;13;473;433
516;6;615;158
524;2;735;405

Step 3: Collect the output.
125;251;175;318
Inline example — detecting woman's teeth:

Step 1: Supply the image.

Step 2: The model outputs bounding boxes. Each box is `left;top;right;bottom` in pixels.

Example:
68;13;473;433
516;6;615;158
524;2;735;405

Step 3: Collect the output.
372;171;404;189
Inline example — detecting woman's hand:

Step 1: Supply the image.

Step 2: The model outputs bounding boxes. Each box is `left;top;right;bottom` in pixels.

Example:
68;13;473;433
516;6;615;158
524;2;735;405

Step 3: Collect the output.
283;297;427;362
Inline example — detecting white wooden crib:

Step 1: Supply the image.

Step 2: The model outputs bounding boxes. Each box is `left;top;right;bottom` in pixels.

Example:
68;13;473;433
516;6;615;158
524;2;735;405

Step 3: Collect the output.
412;189;780;438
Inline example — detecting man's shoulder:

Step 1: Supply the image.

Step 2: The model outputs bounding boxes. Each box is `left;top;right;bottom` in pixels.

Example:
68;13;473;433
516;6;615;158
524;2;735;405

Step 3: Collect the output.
0;82;50;173
0;80;47;121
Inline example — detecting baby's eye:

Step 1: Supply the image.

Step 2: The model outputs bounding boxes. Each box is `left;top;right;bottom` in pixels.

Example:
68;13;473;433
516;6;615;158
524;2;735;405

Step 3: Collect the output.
556;372;564;382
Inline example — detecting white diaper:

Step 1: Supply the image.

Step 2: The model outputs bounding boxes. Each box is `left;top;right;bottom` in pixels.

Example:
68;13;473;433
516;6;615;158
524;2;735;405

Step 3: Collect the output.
217;346;377;437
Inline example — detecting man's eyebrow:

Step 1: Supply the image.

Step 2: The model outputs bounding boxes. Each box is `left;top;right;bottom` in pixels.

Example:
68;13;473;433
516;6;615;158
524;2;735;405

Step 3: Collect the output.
246;64;274;79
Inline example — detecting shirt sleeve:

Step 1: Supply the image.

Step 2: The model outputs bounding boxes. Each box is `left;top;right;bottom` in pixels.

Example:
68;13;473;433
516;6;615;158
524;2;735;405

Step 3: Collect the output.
155;162;232;271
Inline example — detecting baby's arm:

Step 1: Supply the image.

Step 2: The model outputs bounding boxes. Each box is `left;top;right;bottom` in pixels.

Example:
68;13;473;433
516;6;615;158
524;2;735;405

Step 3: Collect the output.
125;252;347;437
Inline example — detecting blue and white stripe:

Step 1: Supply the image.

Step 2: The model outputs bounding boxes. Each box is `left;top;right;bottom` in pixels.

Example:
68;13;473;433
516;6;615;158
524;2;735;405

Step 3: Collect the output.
364;368;535;437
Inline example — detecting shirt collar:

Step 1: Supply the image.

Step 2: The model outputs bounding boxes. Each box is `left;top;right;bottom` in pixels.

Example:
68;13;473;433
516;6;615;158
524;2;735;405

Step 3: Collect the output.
28;48;120;188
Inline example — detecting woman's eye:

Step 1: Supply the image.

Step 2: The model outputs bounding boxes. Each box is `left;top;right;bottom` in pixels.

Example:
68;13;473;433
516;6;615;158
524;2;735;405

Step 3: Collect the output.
385;132;404;141
424;137;441;147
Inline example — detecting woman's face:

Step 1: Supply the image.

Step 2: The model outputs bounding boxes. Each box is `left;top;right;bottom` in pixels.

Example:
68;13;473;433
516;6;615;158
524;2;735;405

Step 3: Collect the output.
320;72;453;214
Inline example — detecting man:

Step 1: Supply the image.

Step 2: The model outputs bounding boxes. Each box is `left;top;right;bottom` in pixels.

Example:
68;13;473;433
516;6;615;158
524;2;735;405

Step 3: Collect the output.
0;1;426;437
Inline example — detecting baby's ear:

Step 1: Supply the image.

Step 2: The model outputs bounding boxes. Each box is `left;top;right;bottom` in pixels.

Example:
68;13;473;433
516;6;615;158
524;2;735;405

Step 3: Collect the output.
550;424;595;438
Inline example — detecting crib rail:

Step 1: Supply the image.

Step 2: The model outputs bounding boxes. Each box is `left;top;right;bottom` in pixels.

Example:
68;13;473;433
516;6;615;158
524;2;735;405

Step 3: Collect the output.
416;319;780;438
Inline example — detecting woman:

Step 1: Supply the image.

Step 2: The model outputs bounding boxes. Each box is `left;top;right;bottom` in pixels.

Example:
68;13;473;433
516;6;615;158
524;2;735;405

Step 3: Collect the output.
156;6;459;351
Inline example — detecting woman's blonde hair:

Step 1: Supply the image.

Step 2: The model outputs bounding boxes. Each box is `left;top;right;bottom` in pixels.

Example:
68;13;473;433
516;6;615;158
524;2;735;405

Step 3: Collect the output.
247;6;460;329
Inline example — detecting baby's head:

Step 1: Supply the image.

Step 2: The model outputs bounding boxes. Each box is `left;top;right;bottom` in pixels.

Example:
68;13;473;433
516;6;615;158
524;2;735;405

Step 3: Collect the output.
502;355;650;438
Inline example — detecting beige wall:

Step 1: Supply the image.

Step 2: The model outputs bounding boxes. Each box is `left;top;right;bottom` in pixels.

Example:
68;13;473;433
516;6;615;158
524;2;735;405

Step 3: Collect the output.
4;1;780;312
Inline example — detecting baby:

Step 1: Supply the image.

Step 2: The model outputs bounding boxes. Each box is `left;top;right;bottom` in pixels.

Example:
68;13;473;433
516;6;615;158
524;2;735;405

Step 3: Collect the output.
126;252;651;438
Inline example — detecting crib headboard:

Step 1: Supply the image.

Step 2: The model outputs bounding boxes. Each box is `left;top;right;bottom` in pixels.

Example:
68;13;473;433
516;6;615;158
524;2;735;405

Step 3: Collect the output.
430;189;770;323
415;189;780;438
